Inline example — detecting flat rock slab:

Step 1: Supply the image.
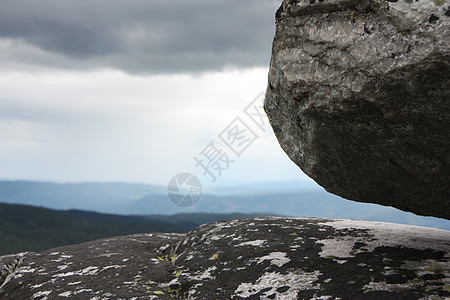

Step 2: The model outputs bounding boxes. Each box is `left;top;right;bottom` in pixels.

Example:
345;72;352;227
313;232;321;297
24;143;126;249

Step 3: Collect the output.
1;218;449;299
265;0;450;219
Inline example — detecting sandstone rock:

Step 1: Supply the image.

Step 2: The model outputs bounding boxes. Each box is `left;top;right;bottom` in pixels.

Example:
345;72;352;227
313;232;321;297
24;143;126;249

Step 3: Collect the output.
265;0;450;219
1;218;449;299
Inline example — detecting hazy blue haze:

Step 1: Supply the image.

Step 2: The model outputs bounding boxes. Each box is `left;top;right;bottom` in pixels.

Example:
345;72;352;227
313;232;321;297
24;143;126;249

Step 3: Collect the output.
1;181;448;230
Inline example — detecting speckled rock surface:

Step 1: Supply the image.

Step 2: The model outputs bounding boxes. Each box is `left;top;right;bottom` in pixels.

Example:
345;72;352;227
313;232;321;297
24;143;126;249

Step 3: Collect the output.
265;0;450;219
1;218;449;299
0;233;184;299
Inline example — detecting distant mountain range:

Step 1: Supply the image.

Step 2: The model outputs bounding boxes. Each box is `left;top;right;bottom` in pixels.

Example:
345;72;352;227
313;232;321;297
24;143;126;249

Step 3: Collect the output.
0;181;164;213
0;202;271;255
0;180;448;231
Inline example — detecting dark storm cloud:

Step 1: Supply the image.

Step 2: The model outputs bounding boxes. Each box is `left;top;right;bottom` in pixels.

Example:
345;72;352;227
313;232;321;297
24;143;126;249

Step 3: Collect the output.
0;0;280;73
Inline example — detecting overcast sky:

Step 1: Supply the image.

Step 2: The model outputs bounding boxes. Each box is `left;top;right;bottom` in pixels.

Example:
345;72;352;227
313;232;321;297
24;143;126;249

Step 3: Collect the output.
0;0;314;189
0;0;280;73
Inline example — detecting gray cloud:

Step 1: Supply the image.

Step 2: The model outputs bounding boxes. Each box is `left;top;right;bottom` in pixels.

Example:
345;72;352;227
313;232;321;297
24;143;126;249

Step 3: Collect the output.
0;0;280;74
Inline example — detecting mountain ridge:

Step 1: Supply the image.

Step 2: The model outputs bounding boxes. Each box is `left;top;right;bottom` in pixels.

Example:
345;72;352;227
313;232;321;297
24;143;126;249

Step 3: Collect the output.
0;202;272;255
0;180;448;230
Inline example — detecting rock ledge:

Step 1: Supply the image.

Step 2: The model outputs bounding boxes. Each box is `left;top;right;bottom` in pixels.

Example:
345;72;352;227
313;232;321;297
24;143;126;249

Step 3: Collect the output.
265;0;450;219
1;218;449;299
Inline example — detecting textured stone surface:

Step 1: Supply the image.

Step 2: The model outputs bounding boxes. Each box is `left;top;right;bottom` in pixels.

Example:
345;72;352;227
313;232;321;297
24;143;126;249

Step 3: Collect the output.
265;0;450;219
0;233;184;299
1;218;449;299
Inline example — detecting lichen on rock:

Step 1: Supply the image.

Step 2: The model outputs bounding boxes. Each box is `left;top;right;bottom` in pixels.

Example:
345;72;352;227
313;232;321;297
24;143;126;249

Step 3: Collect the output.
1;218;449;299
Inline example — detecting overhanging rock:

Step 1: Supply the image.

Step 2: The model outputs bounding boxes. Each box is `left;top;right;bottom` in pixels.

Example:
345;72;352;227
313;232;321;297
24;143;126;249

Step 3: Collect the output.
265;0;450;219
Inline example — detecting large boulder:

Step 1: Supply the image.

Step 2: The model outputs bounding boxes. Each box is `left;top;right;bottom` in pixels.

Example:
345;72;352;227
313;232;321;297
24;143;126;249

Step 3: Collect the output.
264;0;450;219
1;218;449;299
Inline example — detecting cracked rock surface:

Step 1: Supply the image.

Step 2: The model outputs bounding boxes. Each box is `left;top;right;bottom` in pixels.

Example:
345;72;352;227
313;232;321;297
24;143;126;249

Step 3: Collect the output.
265;0;450;219
1;218;449;299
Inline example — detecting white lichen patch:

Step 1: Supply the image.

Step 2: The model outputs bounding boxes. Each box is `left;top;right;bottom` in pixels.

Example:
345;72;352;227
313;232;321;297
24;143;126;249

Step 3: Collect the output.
237;240;266;247
198;224;237;245
32;290;52;299
56;264;71;271
256;252;290;267
234;270;321;298
318;219;450;253
159;244;171;252
72;288;93;295
18;266;37;274
189;266;217;281
382;268;397;276
362;280;418;293
209;234;229;242
36;268;48;275
52;266;99;278
31;283;46;289
187;283;204;299
58;291;72;297
316;236;359;259
100;265;125;272
183;254;194;261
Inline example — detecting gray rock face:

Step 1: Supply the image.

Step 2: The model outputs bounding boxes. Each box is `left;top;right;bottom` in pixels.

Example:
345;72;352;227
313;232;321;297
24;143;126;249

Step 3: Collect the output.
265;0;450;219
0;233;184;299
1;218;449;299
